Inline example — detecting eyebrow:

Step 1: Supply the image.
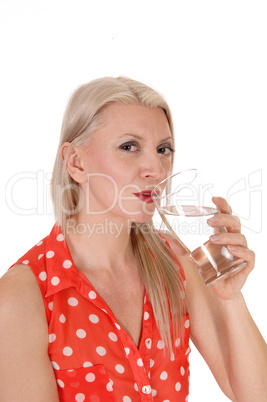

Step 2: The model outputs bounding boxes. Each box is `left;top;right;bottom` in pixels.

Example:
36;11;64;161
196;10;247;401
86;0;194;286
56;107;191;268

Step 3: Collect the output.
118;133;173;142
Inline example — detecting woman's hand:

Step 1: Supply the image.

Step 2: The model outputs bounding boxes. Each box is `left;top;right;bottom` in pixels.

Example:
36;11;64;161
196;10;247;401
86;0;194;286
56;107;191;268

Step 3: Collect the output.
207;197;255;301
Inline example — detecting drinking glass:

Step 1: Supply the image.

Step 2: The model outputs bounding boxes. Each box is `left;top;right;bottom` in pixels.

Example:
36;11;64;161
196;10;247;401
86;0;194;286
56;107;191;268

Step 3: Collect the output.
151;169;247;285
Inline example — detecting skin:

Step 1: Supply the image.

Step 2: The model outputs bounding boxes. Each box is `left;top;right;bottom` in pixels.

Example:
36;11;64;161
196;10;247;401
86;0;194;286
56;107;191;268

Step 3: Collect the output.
0;103;266;401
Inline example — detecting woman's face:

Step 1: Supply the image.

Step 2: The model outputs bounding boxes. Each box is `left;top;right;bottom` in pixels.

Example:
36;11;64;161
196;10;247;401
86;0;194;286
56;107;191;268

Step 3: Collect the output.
78;103;174;223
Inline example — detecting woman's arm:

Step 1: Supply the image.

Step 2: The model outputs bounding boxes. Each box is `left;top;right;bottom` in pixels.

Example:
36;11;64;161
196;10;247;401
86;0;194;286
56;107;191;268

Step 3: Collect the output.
0;265;59;402
170;197;267;401
217;292;267;401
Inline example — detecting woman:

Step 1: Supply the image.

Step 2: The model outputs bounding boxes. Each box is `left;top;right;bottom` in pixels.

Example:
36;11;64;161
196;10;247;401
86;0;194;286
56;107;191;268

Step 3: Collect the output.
0;76;266;401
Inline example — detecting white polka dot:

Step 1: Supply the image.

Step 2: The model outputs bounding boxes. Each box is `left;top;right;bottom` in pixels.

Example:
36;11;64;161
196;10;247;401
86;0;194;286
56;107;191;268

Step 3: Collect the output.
185;347;191;355
51;276;60;286
96;346;106;356
22;260;29;265
150;359;155;368
175;382;181;391
180;366;185;376
144;311;149;320
51;361;60;370
57;379;64;388
157;340;165;349
125;347;130;356
134;383;139;392
46;250;55;259
184;319;190;328
56;234;65;242
89;314;99;324
48;302;53;311
75;394;85;402
123;397;131;402
36;240;43;246
115;323;121;330
106;379;113;392
160;371;168;380
76;329;86;338
175;338;181;347
137;358;144;367
63;259;72;269
63;347;73;356
108;332;118;342
68;297;78;306
152;389;157;397
85;373;95;382
171;352;175;361
39;271;47;281
115;364;125;374
49;333;56;343
89;290;97;299
83;361;93;368
59;314;66;323
38;254;44;260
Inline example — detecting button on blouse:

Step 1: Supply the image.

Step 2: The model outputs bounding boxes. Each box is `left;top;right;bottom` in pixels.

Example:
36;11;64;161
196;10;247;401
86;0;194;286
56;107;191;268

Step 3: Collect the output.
142;385;152;394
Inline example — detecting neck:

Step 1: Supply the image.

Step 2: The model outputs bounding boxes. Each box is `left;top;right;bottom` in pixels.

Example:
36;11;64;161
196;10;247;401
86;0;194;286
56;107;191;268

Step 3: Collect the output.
64;213;136;273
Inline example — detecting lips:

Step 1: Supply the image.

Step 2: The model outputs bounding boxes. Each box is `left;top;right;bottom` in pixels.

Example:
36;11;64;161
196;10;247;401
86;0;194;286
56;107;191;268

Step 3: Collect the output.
133;190;154;204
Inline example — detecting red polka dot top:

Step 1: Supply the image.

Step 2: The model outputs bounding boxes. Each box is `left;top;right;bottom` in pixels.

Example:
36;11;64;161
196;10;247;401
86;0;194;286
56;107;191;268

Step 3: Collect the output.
10;224;190;401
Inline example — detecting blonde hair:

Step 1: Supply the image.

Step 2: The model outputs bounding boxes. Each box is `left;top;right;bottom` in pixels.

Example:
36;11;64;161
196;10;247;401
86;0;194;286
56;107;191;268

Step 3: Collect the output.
51;76;186;352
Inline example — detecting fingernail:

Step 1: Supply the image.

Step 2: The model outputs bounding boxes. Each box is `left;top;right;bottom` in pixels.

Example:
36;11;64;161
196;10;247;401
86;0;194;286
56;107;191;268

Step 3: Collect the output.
228;245;237;251
207;217;217;225
210;234;220;242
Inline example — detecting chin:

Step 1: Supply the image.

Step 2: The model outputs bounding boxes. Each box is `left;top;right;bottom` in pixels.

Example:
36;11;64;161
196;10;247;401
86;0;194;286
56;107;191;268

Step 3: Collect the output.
129;212;155;225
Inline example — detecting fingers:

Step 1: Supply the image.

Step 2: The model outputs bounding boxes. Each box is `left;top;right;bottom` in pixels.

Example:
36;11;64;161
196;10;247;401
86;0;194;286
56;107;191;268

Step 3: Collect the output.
210;232;248;248
212;196;232;215
208;199;255;272
209;230;255;272
207;213;241;233
227;246;255;272
227;246;255;263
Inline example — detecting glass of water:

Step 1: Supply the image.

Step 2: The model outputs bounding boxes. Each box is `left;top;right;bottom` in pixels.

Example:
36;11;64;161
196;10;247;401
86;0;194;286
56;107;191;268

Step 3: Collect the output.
151;169;247;285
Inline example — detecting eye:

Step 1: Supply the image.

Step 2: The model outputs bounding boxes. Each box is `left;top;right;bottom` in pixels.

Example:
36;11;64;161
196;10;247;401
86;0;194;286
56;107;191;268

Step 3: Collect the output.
157;144;175;155
119;141;139;152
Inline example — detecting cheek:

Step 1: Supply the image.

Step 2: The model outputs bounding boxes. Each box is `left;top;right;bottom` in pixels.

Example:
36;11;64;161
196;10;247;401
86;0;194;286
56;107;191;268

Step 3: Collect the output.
84;173;134;214
86;154;129;184
88;175;120;209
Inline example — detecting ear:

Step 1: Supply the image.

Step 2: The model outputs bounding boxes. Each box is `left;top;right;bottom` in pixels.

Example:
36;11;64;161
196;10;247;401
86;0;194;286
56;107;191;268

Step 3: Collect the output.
61;142;87;183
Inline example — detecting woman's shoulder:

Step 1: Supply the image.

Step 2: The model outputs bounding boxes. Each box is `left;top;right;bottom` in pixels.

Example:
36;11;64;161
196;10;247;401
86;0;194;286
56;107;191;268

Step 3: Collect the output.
6;230;52;294
157;230;172;242
0;265;59;401
0;264;46;322
157;230;190;259
0;263;48;352
1;263;38;289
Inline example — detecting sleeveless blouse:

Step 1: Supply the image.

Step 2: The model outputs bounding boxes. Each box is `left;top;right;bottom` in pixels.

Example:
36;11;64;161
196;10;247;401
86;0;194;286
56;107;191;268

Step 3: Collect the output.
11;224;190;401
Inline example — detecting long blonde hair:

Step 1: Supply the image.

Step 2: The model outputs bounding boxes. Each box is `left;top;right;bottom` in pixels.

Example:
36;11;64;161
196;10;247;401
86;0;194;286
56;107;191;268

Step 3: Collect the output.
51;76;186;352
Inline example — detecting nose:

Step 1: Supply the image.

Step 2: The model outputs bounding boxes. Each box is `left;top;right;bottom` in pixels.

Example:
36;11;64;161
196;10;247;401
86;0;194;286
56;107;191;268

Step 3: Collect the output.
140;152;168;182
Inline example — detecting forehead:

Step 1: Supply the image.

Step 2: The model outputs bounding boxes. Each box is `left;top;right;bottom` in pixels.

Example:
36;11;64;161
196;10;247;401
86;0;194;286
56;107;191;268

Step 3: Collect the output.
99;103;172;138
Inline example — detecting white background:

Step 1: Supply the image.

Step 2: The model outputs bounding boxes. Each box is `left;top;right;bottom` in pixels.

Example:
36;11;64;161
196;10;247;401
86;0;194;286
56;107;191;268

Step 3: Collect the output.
0;1;266;401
